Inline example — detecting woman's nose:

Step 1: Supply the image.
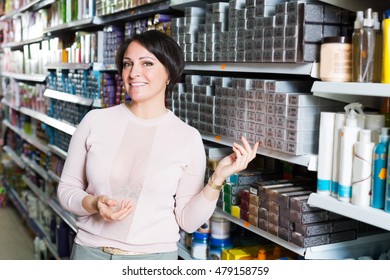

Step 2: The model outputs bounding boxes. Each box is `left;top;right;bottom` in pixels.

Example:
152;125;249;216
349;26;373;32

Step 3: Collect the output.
129;64;140;78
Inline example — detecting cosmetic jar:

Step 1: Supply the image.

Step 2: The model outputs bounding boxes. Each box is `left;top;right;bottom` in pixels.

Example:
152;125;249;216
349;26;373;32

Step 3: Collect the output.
320;36;352;82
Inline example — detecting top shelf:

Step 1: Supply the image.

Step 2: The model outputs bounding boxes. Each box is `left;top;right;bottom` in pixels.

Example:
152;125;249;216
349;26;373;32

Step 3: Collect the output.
185;62;320;78
0;0;55;21
319;0;387;13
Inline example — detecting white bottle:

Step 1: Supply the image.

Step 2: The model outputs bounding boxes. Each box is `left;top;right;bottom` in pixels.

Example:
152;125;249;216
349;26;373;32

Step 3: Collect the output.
351;129;375;206
338;103;363;202
331;112;346;197
317;112;336;195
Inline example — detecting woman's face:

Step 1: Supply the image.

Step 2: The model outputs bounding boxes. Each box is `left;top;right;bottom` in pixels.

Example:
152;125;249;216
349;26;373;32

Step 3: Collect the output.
122;41;169;104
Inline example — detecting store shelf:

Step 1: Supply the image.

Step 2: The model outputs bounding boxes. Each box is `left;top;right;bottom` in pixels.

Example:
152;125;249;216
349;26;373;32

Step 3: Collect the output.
319;0;387;13
3;120;50;155
21;155;49;181
214;208;306;256
22;175;49;205
0;71;47;82
1;36;47;50
44;89;94;106
48;144;68;159
170;0;207;11
21;175;67;259
307;193;390;231
23;175;78;233
93;0;172;25
48;198;77;233
1;98;20;111
23;175;76;234
3;145;25;169
44;63;92;70
201;132;318;171
5;186;46;240
177;242;194;260
0;0;55;20
44;17;94;34
215;207;390;259
312;81;389;110
184;62;320;78
47;170;61;183
19;107;77;135
304;231;390;260
92;63;117;71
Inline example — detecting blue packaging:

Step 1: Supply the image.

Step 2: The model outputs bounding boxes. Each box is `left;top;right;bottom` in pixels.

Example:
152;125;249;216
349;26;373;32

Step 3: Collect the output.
371;128;389;208
208;237;233;260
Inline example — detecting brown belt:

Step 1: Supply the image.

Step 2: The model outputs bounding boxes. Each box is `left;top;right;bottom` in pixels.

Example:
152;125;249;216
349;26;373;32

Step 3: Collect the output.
101;247;145;255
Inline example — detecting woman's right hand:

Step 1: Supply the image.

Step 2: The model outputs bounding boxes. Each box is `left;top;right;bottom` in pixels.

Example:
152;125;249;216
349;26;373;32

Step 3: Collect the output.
82;195;133;222
94;195;133;222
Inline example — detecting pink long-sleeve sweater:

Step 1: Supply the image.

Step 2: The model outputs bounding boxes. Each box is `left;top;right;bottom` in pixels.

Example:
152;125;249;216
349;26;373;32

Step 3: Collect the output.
57;103;218;253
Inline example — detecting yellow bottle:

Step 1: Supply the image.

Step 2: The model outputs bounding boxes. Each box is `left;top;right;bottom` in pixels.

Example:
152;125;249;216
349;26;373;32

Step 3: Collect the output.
373;12;383;83
382;10;390;83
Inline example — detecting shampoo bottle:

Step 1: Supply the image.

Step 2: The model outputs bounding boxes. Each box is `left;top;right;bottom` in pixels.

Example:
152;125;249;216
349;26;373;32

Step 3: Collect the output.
371;127;390;209
382;10;390;83
338;103;363;203
360;8;376;82
331;113;346;197
351;129;375;206
352;11;364;82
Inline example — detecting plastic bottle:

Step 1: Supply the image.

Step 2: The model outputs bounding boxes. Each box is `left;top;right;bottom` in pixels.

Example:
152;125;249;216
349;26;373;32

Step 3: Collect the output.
373;12;383;83
208;237;233;260
371;127;389;209
351;130;375;206
191;231;210;260
331;113;346;197
352;11;364;82
382;10;390;83
359;8;376;82
338;103;363;202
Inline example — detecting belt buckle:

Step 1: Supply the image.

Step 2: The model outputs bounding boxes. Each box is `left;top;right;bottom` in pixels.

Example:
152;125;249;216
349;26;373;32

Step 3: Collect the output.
102;247;144;256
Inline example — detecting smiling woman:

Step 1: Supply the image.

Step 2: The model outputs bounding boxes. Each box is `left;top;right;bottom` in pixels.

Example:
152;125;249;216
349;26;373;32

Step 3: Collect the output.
57;30;259;260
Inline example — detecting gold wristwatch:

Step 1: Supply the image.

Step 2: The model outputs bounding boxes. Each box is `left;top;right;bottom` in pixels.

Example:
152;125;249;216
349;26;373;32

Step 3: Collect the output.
208;177;224;190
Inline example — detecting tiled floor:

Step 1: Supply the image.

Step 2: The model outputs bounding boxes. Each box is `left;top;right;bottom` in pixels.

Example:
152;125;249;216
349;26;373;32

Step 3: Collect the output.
0;204;35;260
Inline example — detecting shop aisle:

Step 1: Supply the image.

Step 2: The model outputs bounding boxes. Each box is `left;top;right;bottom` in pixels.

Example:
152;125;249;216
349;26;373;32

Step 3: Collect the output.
0;204;35;260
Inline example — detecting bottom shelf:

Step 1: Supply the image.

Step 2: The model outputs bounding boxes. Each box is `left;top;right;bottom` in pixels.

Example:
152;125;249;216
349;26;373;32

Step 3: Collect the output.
215;208;390;259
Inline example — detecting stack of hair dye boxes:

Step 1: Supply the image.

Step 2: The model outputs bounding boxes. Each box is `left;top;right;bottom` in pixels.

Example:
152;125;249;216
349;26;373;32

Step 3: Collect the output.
239;179;380;248
171;0;355;64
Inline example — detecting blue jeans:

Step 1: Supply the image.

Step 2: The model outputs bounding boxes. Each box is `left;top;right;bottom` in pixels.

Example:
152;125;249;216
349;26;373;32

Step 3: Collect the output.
70;243;178;260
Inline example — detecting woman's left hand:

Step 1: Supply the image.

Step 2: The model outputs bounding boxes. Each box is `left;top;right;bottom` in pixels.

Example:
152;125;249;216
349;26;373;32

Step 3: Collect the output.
212;136;259;185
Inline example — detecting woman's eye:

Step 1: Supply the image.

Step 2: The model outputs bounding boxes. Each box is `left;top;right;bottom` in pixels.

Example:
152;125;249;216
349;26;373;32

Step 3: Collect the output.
144;61;153;66
123;62;132;68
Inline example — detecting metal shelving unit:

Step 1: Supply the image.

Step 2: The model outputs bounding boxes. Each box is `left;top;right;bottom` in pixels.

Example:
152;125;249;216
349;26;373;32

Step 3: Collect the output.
48;144;67;159
19;107;77;135
201;132;318;171
214;208;306;256
0;71;47;83
3;146;25;169
319;0;387;12
311;81;390;110
308;193;390;231
44;89;94;106
215;207;390;259
44;63;92;70
93;0;173;25
185;62;320;78
21;155;49;181
177;242;194;260
3;120;50;155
